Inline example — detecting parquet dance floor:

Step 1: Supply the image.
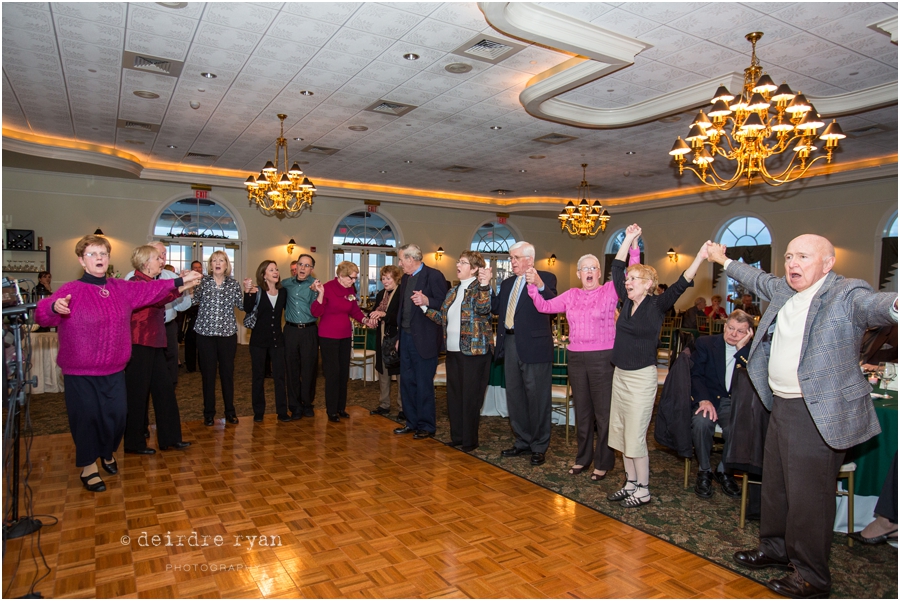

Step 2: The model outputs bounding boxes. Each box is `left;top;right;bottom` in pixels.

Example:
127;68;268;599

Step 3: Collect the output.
3;406;775;598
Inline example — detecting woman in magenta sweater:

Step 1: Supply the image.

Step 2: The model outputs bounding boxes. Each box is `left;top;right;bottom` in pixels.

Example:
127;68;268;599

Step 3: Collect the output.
527;246;639;482
310;261;374;422
36;235;200;492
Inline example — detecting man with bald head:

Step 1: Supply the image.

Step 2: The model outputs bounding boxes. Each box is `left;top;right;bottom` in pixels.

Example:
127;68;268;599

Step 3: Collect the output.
707;234;898;599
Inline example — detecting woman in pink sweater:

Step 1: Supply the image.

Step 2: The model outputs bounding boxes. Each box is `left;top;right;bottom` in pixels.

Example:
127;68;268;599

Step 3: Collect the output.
527;246;639;481
36;235;200;493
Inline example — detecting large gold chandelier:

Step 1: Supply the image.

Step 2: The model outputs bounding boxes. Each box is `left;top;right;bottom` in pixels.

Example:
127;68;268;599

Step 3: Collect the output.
669;32;845;190
558;163;610;237
245;114;316;216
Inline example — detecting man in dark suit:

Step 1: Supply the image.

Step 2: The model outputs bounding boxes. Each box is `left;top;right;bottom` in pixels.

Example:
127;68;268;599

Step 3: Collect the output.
492;241;558;466
690;309;753;499
394;243;448;440
708;236;898;599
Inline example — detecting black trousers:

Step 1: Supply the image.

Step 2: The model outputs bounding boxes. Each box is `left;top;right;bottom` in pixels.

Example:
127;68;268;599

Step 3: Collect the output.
445;351;491;448
759;396;846;591
164;320;179;384
250;345;288;419
64;373;126;467
503;334;552;453
125;344;183;450
284;324;318;415
567;349;616;471
319;337;350;416
876;452;898;523
399;330;438;433
196;334;237;420
184;317;198;371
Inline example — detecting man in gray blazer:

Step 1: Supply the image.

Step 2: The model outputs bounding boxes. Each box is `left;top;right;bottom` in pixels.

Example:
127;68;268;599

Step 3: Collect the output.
707;235;898;599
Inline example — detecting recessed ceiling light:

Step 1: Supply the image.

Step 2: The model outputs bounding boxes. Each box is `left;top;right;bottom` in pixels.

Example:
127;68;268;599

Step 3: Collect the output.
530;61;537;65
299;90;314;96
156;2;188;8
607;89;615;93
167;144;177;149
445;62;473;74
625;151;636;155
133;90;160;99
348;125;368;132
293;137;303;141
197;88;205;93
200;72;216;79
404;160;413;164
519;169;527;173
533;189;538;192
849;71;859;76
403;53;420;61
490;126;502;130
380;170;387;174
529;155;545;159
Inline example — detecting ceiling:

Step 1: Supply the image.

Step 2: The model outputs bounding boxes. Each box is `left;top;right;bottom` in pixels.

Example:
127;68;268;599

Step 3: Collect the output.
3;2;898;215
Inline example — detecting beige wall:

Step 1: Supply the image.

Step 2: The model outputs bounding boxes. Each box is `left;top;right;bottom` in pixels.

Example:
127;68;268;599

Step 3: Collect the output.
3;168;896;315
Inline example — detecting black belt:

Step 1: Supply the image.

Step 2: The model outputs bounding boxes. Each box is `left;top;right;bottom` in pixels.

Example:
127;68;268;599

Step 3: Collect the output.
505;329;515;335
285;321;317;328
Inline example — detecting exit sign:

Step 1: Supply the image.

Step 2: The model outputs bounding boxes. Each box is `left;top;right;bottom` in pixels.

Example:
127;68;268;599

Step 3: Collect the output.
195;190;208;199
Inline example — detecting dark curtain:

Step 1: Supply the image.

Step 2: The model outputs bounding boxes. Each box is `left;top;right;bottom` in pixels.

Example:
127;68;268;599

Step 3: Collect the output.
712;245;771;288
603;252;644;284
879;237;897;290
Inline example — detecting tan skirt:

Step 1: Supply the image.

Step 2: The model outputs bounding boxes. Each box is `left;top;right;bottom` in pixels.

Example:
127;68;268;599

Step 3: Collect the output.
608;365;658;457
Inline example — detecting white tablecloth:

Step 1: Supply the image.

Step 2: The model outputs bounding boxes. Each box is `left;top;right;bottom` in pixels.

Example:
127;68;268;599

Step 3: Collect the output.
30;331;64;393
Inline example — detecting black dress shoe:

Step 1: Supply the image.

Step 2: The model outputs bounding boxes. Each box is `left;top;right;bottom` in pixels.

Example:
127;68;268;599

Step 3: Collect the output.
226;416;239;425
500;447;527;457
733;548;791;570
80;472;106;493
125;447;156;455
160;441;191;451
328;414;341;422
370;407;390;415
394;426;413;434
713;471;742;497
530;452;545;465
413;430;434;440
277;415;292;422
101;457;118;475
461;445;478;452
339;411;350;418
291;413;303;421
767;570;829;599
695;471;714;498
303;407;315;418
397;411;406;421
204;418;214;426
254;416;264;423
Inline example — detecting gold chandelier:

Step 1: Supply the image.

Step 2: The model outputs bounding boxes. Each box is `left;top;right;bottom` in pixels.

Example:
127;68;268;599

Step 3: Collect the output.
245;114;316;216
558;163;610;237
669;32;845;190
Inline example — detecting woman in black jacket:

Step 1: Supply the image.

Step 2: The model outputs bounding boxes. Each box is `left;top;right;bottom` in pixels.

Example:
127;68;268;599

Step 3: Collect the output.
243;260;288;422
368;264;403;416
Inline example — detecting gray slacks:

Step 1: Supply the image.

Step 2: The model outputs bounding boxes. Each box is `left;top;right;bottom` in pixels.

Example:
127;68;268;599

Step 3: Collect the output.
504;334;552;453
691;395;732;473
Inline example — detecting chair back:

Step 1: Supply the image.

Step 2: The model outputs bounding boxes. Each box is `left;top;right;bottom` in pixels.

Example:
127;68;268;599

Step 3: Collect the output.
696;314;709;333
711;319;724;334
352;321;369;349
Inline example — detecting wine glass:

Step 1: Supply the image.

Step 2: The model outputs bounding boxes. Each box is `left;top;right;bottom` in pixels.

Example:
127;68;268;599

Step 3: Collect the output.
879;362;897;390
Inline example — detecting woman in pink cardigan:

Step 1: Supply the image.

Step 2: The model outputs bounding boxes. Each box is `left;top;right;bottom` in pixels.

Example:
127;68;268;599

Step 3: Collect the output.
527;245;639;482
36;235;200;493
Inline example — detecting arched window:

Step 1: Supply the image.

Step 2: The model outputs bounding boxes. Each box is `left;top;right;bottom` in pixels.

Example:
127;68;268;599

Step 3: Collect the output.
879;212;897;291
154;198;240;274
471;222;517;292
333;212;398;306
603;228;644;283
714;216;772;311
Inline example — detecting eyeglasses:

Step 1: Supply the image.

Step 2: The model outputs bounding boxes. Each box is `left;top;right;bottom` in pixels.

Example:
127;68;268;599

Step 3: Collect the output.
509;254;529;262
346;274;358;280
456;260;470;266
625;275;649;282
297;263;313;268
578;266;599;272
84;251;109;259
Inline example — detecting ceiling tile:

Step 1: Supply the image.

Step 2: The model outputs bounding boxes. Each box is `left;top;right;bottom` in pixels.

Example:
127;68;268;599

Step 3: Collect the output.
402;18;480;52
429;3;491;31
126;4;198;41
281;2;362;24
344;2;423;37
203;2;278;32
253;37;317;64
186;44;249;72
193;22;262;53
125;31;190;61
57;39;122;66
53;14;124;48
324;28;394;57
268;13;341;45
377;2;438;17
5;3;55;35
305;49;371;76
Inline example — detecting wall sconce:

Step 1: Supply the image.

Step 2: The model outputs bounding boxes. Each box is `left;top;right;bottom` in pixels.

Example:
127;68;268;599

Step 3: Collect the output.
286;238;296;255
667;248;679;263
435;246;444;261
548;254;557;266
94;228;105;236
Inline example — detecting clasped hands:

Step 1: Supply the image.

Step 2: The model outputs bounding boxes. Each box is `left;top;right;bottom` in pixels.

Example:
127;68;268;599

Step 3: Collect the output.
524;267;543;288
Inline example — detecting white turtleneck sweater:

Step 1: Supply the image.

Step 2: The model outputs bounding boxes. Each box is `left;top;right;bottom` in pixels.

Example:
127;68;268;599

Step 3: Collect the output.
446;277;477;352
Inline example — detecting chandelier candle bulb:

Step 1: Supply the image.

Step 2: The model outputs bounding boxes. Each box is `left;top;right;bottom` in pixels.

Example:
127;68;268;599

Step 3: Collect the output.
247;114;316;216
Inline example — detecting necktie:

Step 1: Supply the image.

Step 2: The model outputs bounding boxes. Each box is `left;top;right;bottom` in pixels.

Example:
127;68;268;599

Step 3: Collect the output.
505;276;522;329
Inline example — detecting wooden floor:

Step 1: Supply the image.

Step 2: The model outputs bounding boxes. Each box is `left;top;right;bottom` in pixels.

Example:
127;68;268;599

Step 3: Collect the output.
3;407;776;599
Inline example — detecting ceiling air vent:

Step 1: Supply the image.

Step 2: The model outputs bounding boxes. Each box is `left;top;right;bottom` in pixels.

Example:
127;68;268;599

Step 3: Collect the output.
301;145;339;156
364;99;417;117
452;34;527;64
184;152;218;160
845;124;890;138
116;119;160;133
534;133;578;145
122;51;184;78
444;165;474;173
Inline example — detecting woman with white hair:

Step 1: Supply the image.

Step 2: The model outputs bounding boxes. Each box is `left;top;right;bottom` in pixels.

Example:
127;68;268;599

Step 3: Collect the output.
527;246;639;482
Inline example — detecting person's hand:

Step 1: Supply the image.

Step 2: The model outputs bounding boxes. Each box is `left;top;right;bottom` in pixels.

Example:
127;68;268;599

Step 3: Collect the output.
243;278;254;293
524;267;536;285
54;295;72;315
625;223;641;239
312;279;324;294
706;242;727;264
694;400;717;421
526;267;544;289
178;279;200;293
182;270;202;284
478;267;492;286
411;290;428;306
697;241;709;261
369;310;385;320
736;327;754;351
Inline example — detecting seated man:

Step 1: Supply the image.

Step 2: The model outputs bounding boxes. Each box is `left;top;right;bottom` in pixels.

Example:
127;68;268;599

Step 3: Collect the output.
691;309;753;498
737;292;762;317
681;296;706;329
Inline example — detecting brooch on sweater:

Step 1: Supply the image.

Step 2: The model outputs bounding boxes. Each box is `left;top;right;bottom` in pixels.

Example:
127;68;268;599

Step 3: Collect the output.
346;294;356;302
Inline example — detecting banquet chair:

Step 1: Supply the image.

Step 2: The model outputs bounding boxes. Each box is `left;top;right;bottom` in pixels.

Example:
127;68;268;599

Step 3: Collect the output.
711;319;724;334
350;322;376;385
551;345;573;444
683;424;724;488
658;322;678;367
696;314;709;334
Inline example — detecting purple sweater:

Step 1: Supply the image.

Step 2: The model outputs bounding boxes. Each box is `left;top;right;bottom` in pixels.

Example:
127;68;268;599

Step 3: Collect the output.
36;276;180;376
528;248;639;352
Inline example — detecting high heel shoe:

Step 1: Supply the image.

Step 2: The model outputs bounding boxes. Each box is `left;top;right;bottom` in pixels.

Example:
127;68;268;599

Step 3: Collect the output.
568;466;585;476
80;472;106;492
848;528;898;545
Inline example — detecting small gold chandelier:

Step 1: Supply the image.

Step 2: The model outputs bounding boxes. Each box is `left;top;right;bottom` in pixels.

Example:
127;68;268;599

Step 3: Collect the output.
669;32;846;190
558;163;610;237
245;114;316;216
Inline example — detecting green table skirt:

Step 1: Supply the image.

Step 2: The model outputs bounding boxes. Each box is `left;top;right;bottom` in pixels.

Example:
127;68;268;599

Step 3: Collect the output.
846;390;897;497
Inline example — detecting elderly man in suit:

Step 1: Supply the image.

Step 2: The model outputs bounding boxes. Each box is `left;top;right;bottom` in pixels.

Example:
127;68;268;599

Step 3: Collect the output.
492;241;558;466
690;309;753;499
393;243;448;440
707;235;898;599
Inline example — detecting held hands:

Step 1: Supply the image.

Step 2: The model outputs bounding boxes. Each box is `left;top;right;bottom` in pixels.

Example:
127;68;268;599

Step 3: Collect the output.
54;294;72;315
312;279;324;294
694;400;717;421
411;290;428;307
524;267;543;289
242;278;258;294
705;242;728;265
477;267;492;286
181;270;202;284
624;223;642;241
369;310;386;321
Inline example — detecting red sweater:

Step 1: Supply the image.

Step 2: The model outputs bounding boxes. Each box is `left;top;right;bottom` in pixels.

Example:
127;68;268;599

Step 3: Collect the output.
129;271;181;347
310;278;367;339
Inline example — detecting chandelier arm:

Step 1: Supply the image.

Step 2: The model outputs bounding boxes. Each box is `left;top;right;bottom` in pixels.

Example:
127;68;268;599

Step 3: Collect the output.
680;165;741;191
759;154;831;186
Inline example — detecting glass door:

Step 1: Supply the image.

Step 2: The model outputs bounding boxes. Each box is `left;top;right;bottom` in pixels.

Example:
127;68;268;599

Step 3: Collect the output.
333;247;397;309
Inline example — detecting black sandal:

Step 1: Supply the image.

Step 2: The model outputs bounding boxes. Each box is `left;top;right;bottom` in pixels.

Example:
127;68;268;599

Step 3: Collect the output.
590;470;607;482
607;479;636;502
620;483;651;508
569;466;585;476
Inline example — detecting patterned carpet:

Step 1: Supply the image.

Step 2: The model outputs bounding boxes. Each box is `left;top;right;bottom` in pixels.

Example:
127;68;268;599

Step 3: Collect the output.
23;345;898;598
